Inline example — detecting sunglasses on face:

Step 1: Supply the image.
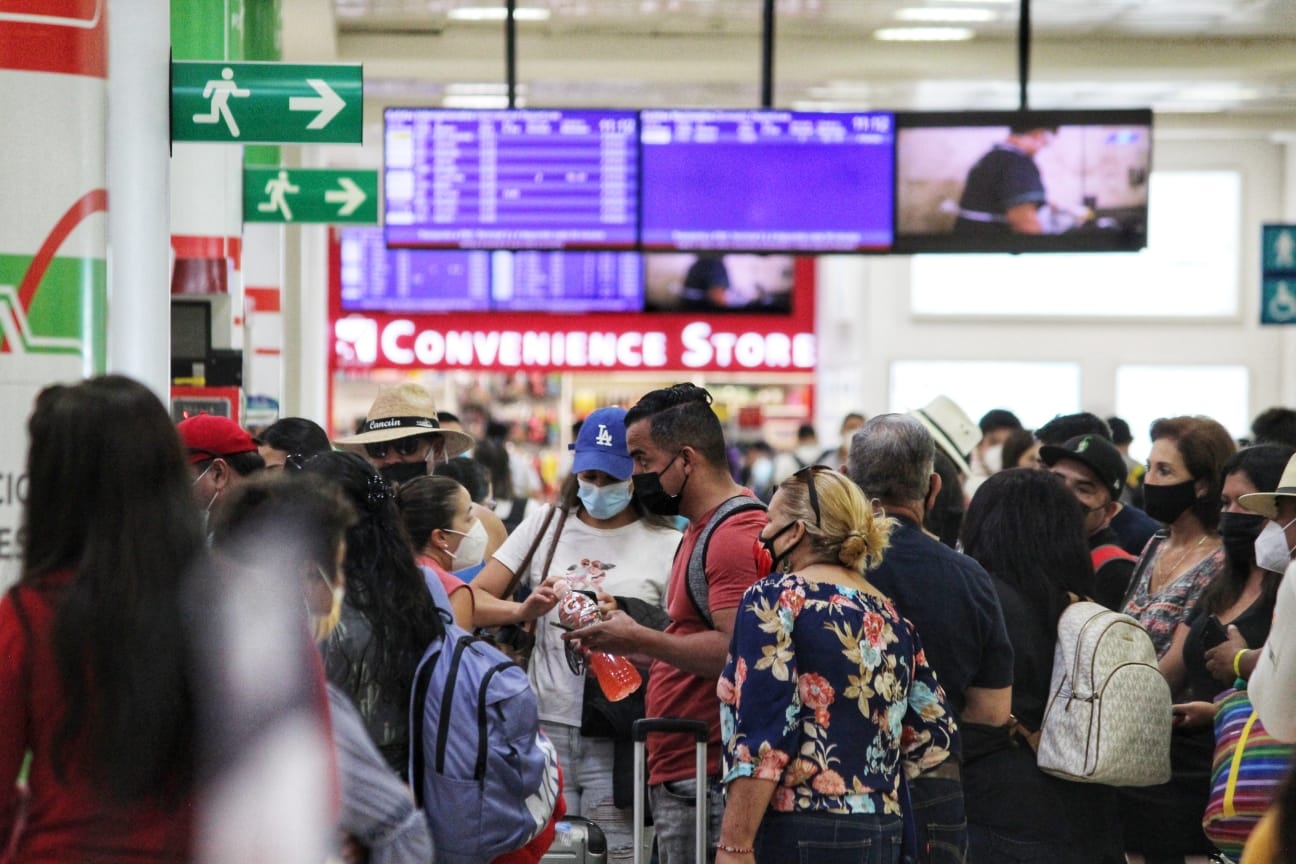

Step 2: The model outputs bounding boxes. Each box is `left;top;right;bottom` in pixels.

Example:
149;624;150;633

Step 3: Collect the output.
364;436;430;460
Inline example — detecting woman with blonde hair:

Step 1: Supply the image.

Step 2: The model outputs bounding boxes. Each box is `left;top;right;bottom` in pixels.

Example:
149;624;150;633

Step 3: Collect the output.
716;466;958;863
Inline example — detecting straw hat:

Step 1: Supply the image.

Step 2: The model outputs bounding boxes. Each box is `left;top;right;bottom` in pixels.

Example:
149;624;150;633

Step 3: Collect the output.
911;395;979;476
337;383;475;457
1239;453;1296;519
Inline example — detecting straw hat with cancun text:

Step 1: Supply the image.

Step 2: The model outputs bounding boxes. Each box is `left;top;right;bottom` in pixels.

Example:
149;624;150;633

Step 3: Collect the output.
337;383;475;457
1239;452;1296;519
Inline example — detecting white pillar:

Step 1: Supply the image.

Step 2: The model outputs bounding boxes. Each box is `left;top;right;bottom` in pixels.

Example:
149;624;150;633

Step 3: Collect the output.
106;0;172;398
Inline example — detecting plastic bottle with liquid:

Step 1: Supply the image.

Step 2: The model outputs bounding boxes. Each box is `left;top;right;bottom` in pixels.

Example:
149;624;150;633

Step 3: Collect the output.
554;579;642;702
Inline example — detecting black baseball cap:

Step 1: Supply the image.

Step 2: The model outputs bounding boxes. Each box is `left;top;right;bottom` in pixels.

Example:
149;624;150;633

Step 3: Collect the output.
1039;434;1126;502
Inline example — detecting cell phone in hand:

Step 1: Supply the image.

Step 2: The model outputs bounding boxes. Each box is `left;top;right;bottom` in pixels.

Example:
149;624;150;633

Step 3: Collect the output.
1201;615;1229;650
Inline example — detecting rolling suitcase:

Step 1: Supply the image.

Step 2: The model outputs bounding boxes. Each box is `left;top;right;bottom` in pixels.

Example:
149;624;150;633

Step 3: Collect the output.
541;815;608;863
632;718;709;864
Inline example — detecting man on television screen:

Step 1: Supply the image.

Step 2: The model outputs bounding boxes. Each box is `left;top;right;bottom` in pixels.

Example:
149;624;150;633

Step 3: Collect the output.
953;123;1058;239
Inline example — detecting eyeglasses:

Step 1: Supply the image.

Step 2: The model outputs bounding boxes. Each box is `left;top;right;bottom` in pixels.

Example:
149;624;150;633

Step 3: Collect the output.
793;464;832;527
364;436;430;460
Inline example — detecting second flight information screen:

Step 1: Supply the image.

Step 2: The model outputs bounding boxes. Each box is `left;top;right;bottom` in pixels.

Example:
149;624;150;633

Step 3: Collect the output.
639;109;895;252
384;108;640;251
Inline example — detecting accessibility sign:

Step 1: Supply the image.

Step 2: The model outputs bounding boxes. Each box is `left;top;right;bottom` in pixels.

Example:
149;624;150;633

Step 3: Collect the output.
171;61;363;144
1261;225;1296;324
243;168;378;224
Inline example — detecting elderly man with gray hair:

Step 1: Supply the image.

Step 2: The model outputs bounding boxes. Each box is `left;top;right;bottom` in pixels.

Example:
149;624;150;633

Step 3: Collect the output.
847;413;1015;864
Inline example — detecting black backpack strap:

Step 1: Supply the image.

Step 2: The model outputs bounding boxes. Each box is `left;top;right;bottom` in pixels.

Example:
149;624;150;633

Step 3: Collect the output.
410;648;436;807
436;635;477;773
685;495;767;629
474;660;513;781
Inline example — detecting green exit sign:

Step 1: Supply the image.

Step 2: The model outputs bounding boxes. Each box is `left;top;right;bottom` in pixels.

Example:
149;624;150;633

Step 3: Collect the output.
243;168;379;224
172;61;363;145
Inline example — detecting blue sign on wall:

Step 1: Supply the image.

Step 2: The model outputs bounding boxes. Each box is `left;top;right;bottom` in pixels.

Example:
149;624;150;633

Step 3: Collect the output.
1261;225;1296;324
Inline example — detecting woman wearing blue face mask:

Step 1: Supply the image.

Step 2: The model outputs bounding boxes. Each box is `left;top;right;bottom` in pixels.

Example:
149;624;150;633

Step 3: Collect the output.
475;406;682;863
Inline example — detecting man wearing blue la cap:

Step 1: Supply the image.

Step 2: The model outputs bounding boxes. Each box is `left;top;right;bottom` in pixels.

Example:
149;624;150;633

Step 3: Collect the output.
475;405;683;862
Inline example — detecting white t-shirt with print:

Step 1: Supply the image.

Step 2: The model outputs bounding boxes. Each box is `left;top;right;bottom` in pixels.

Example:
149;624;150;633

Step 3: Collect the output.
492;505;680;727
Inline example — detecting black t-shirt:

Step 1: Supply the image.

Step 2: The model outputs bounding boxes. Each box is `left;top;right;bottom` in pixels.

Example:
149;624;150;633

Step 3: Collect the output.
1088;526;1136;610
1182;592;1277;703
1109;504;1162;557
868;516;1014;716
953;144;1046;238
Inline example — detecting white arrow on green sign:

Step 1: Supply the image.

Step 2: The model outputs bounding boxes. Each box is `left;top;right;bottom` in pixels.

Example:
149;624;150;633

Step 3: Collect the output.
172;61;363;144
243;168;379;224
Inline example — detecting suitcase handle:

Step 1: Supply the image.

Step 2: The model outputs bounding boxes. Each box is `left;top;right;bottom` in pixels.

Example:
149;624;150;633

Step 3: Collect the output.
632;717;708;742
632;718;710;864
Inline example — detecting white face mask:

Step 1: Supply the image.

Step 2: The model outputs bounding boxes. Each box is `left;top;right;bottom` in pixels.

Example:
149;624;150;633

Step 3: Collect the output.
1254;516;1296;574
979;443;1004;475
445;519;489;570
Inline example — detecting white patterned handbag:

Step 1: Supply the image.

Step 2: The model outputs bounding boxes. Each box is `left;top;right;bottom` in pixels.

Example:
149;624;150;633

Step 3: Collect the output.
1036;601;1173;787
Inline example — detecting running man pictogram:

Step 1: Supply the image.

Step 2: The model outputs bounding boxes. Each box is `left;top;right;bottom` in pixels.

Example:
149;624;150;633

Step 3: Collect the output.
257;170;301;221
192;67;251;138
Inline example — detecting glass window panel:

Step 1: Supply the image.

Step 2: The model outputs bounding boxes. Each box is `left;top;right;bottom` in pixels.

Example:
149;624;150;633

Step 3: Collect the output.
890;360;1082;431
1114;365;1250;463
911;171;1241;319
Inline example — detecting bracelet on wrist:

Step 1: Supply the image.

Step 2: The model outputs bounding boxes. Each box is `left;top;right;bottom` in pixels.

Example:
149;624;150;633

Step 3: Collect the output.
717;841;755;854
1233;648;1250;680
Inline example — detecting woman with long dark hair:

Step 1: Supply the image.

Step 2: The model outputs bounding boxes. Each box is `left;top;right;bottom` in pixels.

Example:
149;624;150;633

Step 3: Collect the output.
959;467;1122;864
0;376;205;861
301;450;446;778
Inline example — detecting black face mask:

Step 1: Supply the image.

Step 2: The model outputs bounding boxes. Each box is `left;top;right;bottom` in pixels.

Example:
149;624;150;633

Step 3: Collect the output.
633;454;687;517
760;521;799;573
379;462;427;488
1218;511;1267;575
1142;478;1200;524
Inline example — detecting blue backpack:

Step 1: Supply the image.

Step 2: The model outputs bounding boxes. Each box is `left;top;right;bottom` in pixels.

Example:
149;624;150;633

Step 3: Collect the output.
409;621;560;864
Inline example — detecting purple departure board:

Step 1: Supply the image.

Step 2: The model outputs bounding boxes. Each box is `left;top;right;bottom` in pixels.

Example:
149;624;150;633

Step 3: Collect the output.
639;110;895;252
339;228;491;312
384;108;639;250
493;252;643;312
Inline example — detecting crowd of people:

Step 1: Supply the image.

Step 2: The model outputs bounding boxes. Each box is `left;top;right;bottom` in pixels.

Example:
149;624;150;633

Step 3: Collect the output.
4;376;1296;864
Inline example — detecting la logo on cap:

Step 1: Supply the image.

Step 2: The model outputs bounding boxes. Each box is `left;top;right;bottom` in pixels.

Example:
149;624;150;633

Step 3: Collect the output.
595;424;614;447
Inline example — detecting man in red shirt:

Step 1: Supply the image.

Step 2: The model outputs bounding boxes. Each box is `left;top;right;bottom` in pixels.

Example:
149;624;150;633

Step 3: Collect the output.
568;384;766;863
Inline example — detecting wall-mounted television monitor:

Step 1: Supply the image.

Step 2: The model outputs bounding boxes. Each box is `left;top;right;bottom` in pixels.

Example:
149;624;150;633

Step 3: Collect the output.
384;108;640;251
639;109;895;253
893;109;1153;253
340;227;491;312
493;251;643;313
643;253;794;313
171;300;211;361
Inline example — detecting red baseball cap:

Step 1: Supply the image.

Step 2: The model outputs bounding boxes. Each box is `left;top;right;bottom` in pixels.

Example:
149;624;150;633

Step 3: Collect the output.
177;414;258;464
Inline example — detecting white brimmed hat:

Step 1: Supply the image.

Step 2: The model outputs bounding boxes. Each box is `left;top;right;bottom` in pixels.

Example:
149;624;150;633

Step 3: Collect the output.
911;395;979;476
1239;453;1296;519
337;383;475;457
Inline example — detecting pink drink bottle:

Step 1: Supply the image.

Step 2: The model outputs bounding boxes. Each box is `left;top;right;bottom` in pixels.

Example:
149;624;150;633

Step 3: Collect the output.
554;580;642;702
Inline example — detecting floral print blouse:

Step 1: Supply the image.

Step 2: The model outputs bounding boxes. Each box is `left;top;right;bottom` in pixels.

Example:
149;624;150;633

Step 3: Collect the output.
718;572;958;816
1122;536;1225;660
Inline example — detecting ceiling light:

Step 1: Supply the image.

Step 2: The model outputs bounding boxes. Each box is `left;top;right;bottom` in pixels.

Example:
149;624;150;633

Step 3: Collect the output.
894;7;996;23
874;27;975;41
447;7;551;22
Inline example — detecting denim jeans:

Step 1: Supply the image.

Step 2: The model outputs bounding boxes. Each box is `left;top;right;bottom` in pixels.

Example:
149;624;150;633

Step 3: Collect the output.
544;723;639;863
755;811;903;864
647;776;725;864
908;775;969;864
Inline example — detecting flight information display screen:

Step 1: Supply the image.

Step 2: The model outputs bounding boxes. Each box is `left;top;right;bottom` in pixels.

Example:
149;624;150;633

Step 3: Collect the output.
493;252;644;312
339;228;491;312
639;109;895;252
384;108;640;250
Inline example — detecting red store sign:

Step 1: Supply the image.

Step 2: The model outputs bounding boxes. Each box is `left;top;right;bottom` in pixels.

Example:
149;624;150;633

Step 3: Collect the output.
334;312;816;373
327;233;817;375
